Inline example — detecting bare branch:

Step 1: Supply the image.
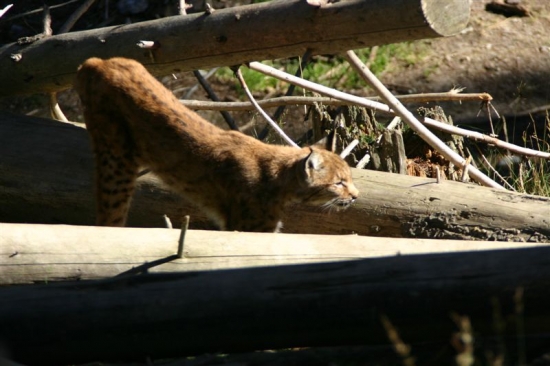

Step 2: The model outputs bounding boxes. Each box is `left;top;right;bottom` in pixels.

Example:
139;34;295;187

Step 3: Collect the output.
179;92;492;110
0;4;13;19
478;152;517;191
49;93;68;122
193;70;239;131
234;68;299;149
0;0;79;22
422;117;550;159
258;49;312;141
248;58;503;189
340;139;359;159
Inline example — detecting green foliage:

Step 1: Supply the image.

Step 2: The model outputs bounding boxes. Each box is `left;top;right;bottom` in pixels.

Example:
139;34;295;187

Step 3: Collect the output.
215;62;281;96
215;43;429;96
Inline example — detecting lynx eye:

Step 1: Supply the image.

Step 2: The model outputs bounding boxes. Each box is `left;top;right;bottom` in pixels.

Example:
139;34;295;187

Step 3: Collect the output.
334;180;345;187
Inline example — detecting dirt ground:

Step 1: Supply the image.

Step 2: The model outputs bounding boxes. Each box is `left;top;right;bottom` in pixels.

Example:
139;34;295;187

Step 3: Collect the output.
379;0;550;120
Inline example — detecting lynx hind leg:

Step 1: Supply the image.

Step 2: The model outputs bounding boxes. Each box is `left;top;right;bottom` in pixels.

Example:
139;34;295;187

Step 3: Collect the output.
87;114;139;227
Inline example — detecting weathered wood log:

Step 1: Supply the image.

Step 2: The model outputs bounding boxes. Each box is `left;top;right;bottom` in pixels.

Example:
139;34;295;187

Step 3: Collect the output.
3;223;548;286
0;111;549;241
1;235;550;365
0;0;470;96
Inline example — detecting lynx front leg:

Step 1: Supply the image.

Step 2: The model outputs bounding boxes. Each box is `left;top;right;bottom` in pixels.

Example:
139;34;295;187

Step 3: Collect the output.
87;115;139;227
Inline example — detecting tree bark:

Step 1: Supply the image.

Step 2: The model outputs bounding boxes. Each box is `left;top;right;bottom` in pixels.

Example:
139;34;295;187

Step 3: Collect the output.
0;111;549;241
1;235;550;365
0;0;470;96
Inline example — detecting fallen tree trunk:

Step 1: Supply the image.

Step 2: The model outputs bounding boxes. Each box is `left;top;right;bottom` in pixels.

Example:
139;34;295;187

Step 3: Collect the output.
1;234;550;365
3;223;547;286
0;0;470;96
0;111;549;241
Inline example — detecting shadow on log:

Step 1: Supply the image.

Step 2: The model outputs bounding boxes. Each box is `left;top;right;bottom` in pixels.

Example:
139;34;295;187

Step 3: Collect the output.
1;242;550;365
3;223;549;286
0;111;549;241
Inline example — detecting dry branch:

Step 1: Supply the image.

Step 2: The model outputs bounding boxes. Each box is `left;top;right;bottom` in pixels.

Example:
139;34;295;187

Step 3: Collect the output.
1;111;549;242
1;227;550;365
180;93;493;111
0;0;470;96
421;117;550;159
234;67;299;148
344;50;503;188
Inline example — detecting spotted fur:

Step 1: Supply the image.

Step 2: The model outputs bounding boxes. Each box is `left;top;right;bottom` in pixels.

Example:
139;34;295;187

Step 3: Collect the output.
75;57;359;232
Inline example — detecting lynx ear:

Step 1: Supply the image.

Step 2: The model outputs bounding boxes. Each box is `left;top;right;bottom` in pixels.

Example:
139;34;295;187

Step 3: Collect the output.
304;149;324;174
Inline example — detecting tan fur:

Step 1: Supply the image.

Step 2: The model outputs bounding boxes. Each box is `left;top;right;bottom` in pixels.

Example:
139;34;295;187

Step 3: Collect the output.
75;57;359;232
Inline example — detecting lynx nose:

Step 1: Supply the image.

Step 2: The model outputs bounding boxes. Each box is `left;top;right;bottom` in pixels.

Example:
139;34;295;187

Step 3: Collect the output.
349;185;359;201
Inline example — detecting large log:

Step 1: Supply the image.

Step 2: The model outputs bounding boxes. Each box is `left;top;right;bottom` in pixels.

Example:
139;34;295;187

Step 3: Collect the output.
0;111;549;241
0;0;470;96
1;227;550;365
3;223;548;286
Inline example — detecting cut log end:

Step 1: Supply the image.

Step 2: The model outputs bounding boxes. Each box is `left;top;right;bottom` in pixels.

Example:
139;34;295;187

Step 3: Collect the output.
422;0;471;36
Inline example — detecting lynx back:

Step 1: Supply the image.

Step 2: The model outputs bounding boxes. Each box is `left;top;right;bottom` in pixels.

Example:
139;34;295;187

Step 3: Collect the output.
75;57;359;232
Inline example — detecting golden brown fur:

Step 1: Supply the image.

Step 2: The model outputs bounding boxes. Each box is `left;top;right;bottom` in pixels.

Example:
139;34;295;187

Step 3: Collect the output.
75;57;358;232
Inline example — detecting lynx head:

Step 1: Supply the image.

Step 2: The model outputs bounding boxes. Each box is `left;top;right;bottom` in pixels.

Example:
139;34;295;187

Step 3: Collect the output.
296;147;359;210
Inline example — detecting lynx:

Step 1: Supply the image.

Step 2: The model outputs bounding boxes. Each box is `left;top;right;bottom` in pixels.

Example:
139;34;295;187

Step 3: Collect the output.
75;57;359;232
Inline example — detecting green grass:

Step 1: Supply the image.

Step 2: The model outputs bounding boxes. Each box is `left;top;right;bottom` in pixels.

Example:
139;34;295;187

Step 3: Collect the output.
215;43;430;96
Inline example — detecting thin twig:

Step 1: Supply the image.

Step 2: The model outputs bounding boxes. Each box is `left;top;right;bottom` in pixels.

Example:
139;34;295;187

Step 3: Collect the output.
422;117;550;159
177;215;190;258
179;0;188;15
178;68;217;98
234;67;299;148
0;0;79;22
479;153;517;191
461;155;472;182
366;45;379;69
57;0;96;34
386;116;402;130
377;116;401;143
163;214;173;229
340;139;359;158
518;104;550;115
179;93;492;111
193;69;239;131
0;4;13;19
49;93;68;122
258;49;312;140
42;5;52;36
356;153;371;169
